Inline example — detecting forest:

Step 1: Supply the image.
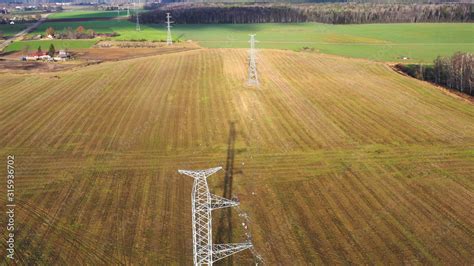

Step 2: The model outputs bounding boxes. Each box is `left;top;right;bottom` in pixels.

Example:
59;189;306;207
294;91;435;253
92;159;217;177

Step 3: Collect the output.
139;3;473;24
397;52;474;96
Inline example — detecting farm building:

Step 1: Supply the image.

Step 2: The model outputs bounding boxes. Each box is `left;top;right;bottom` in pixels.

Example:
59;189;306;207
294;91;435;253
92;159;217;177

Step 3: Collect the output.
23;50;70;61
58;50;69;59
23;52;51;61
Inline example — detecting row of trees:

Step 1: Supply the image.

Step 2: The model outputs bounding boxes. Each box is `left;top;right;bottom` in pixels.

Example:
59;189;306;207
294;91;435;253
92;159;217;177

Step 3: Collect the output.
140;5;305;24
21;44;56;56
433;53;473;95
137;3;472;24
300;3;473;24
397;52;473;96
45;26;97;39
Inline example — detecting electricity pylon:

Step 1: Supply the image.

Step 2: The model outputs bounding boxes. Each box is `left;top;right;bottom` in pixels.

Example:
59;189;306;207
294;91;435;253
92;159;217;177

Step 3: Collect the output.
135;0;140;31
248;34;259;86
166;13;173;45
178;167;253;265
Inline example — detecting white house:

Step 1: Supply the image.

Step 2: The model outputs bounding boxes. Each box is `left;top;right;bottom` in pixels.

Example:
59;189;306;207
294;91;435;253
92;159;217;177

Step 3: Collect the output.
58;50;70;59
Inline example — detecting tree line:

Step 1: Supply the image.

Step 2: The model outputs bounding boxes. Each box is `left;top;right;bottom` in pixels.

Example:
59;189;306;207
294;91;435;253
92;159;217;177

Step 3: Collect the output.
42;26;118;39
21;44;56;56
137;3;472;24
397;52;473;96
433;53;473;96
45;26;96;39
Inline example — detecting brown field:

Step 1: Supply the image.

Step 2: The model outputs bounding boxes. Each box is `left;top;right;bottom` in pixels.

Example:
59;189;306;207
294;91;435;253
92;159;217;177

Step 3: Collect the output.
0;60;82;73
74;41;201;61
0;48;473;264
0;44;198;73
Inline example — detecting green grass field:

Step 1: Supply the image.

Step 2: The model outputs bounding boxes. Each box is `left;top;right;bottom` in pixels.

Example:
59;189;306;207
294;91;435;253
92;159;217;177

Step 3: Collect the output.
171;23;474;62
0;23;31;37
8;21;474;62
48;10;130;19
31;20;167;41
4;40;97;52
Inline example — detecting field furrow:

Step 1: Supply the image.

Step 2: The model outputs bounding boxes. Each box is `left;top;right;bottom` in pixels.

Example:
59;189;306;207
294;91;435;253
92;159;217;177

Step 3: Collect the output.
0;48;472;264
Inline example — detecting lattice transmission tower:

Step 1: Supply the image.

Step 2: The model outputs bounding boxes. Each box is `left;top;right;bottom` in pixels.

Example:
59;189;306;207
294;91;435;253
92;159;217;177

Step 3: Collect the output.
166;13;173;46
178;167;253;265
248;34;259;86
135;0;140;31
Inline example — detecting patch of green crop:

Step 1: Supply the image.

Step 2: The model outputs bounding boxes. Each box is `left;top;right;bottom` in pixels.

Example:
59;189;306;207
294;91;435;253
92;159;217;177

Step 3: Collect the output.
19;21;474;62
4;39;97;52
0;23;31;37
171;23;474;62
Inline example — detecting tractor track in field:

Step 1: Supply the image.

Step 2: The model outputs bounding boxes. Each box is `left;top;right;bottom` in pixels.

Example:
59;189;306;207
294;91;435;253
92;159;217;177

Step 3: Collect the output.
0;48;473;264
8;197;123;264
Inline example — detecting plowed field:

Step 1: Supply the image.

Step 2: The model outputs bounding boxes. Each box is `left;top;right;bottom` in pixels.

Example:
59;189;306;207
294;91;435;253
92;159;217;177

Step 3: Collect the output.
0;49;473;264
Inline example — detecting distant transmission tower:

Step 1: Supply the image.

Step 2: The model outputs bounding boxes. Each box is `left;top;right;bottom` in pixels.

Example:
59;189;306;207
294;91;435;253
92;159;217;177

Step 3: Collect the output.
248;34;259;86
135;0;140;31
166;13;173;45
178;167;253;265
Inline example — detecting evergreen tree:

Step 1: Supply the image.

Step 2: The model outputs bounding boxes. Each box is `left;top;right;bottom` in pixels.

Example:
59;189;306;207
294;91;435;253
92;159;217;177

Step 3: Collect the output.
48;44;55;57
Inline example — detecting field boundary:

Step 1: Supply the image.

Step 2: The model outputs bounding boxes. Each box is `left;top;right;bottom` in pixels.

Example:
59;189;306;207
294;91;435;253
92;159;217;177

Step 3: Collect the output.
389;64;474;104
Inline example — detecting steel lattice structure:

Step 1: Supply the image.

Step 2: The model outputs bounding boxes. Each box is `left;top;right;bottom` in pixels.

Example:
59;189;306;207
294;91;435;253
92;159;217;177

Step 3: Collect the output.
135;0;140;31
248;34;259;86
166;13;173;46
178;167;253;265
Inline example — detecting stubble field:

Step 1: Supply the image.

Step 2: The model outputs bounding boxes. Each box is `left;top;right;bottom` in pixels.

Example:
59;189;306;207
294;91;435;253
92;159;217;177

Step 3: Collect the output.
0;48;473;264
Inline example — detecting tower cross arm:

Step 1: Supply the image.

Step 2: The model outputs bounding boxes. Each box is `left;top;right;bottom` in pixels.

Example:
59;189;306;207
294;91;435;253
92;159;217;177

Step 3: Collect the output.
210;194;239;210
178;167;223;178
212;243;253;263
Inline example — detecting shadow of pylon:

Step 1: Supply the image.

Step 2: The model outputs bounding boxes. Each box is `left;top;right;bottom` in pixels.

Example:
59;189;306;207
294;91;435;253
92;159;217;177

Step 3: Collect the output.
215;121;236;266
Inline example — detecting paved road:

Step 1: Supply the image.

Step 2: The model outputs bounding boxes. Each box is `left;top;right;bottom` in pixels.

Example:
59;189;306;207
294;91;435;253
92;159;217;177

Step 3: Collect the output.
0;14;49;51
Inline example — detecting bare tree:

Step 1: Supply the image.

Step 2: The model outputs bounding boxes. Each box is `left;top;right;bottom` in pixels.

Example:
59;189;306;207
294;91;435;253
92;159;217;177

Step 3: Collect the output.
139;3;472;24
433;52;473;95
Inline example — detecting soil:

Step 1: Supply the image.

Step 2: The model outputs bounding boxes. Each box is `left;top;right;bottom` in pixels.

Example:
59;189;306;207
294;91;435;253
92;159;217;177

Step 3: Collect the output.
0;42;200;73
